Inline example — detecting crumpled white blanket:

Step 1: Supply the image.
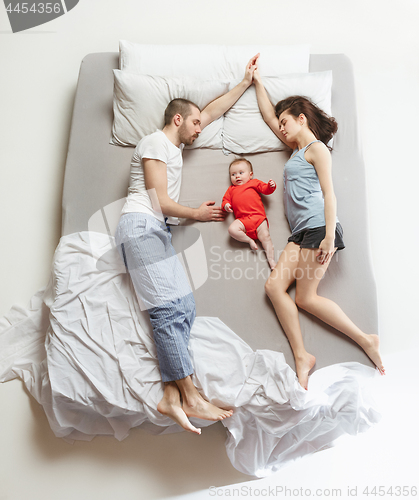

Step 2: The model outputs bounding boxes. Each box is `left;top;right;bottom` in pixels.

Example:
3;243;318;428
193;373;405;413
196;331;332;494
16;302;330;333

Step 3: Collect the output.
0;231;381;477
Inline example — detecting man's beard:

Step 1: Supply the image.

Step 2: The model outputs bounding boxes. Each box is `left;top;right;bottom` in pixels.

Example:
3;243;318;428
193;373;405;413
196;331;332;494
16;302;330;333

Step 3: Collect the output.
179;123;199;145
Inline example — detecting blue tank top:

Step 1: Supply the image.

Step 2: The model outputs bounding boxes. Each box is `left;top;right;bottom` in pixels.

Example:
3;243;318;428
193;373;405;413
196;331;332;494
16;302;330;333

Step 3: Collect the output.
283;140;339;235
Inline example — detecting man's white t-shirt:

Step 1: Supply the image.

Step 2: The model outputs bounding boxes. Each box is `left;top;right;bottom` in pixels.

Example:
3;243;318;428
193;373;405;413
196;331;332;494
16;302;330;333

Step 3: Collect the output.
120;130;185;224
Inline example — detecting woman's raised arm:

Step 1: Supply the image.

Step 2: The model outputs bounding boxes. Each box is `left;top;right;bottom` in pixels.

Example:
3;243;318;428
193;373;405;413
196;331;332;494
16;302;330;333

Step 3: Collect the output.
253;68;296;150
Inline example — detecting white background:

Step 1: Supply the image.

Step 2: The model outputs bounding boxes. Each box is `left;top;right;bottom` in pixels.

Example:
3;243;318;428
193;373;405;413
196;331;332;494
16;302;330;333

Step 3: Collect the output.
0;1;418;499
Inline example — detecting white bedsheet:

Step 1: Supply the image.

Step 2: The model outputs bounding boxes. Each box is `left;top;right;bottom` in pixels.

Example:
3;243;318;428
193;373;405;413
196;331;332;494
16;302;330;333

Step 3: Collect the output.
0;232;381;477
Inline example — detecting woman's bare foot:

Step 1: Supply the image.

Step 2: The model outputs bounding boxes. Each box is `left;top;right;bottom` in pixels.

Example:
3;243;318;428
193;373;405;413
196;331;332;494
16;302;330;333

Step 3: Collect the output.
249;240;258;251
362;334;385;375
295;352;316;390
157;383;201;435
182;392;234;421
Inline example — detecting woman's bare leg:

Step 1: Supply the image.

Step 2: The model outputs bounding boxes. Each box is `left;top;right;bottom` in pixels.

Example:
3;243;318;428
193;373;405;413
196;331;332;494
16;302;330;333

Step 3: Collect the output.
228;219;258;251
265;242;316;389
295;248;385;374
256;220;276;269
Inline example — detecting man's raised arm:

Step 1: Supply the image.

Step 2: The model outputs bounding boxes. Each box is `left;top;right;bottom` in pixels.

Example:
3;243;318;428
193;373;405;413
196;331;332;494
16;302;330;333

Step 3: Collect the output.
200;53;259;130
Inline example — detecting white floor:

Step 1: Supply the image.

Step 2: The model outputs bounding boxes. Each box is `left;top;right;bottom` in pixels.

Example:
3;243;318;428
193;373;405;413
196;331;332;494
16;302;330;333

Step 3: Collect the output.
169;348;419;500
0;347;417;500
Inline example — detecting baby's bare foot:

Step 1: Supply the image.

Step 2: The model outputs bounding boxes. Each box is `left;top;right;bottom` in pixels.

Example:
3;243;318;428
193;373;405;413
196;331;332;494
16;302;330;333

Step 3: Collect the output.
363;334;385;375
249;240;258;251
183;394;233;421
295;353;316;390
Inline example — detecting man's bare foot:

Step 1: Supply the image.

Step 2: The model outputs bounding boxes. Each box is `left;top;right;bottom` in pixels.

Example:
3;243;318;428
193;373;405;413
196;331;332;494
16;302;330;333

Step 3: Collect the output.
182;393;234;421
157;384;201;435
295;352;316;390
249;240;258;251
362;334;385;375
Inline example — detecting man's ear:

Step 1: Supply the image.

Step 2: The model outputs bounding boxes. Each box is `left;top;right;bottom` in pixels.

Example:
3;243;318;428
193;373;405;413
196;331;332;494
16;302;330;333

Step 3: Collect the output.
173;113;183;127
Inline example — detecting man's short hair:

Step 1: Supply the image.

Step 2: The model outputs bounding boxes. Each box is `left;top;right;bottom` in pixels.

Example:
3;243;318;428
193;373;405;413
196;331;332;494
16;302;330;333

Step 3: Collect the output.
164;99;200;126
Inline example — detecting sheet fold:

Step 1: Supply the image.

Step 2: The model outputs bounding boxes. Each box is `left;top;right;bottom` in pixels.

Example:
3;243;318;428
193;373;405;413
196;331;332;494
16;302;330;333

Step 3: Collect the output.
0;231;381;476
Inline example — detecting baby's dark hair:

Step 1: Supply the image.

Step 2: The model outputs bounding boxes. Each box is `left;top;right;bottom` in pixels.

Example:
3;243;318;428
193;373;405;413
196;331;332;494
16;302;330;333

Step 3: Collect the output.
275;96;338;149
229;158;253;173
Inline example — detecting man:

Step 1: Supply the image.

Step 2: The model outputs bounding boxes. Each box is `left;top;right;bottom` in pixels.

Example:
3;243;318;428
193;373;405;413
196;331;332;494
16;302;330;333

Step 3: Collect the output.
115;54;259;434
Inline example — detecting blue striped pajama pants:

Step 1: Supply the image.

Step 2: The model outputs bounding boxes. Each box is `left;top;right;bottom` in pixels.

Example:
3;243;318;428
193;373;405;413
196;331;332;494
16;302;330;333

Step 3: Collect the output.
114;212;195;382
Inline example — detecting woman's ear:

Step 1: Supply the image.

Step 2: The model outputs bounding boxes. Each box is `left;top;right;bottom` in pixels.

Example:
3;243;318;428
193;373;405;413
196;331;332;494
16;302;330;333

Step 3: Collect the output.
298;113;308;125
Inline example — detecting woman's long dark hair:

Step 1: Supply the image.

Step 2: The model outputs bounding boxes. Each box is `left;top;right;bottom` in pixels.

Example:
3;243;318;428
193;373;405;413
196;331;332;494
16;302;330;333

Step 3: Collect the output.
274;96;338;149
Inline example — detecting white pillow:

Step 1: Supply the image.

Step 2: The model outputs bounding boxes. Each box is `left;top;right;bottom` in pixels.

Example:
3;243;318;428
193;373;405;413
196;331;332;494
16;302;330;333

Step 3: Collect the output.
119;40;310;79
222;71;333;155
111;70;229;148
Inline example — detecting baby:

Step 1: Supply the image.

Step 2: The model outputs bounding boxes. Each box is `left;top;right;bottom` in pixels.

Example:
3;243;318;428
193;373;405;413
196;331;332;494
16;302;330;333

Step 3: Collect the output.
222;158;277;269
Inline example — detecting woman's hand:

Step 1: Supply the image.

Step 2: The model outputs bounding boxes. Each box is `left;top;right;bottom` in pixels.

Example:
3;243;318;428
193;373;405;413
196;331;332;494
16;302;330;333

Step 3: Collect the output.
253;66;262;84
243;53;260;86
316;236;335;265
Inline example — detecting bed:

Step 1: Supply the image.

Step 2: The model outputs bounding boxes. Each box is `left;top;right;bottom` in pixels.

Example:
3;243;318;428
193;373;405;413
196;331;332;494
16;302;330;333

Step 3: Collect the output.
62;46;378;365
0;44;381;477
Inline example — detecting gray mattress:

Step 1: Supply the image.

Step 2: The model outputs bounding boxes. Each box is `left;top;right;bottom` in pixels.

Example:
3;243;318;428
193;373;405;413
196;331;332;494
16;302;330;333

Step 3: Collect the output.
61;52;378;372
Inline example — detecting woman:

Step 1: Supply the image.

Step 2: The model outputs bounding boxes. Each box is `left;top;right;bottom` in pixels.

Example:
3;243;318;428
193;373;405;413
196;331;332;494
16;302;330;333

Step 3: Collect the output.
252;66;385;389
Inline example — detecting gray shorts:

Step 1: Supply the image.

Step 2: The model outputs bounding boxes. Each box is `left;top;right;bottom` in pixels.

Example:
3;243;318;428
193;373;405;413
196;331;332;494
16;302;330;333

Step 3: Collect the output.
288;222;345;251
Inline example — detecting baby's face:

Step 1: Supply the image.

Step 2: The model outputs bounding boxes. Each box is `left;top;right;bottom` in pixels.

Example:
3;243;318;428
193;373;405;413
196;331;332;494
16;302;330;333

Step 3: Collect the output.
230;162;253;186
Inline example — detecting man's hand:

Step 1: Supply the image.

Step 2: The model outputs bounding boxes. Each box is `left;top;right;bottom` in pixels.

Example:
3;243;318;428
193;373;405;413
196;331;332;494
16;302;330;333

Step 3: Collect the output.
196;201;226;221
223;203;234;213
243;53;260;86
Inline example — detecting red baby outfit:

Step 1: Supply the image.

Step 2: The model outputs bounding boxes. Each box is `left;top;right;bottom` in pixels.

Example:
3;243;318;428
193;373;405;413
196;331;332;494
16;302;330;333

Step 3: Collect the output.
222;179;276;240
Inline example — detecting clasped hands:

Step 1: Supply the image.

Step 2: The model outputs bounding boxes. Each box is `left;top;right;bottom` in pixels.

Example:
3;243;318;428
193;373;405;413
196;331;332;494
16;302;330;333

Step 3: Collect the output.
243;53;260;86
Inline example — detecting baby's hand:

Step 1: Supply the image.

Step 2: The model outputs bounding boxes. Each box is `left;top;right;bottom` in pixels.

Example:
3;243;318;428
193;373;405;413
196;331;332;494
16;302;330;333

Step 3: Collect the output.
268;179;276;189
224;203;233;213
